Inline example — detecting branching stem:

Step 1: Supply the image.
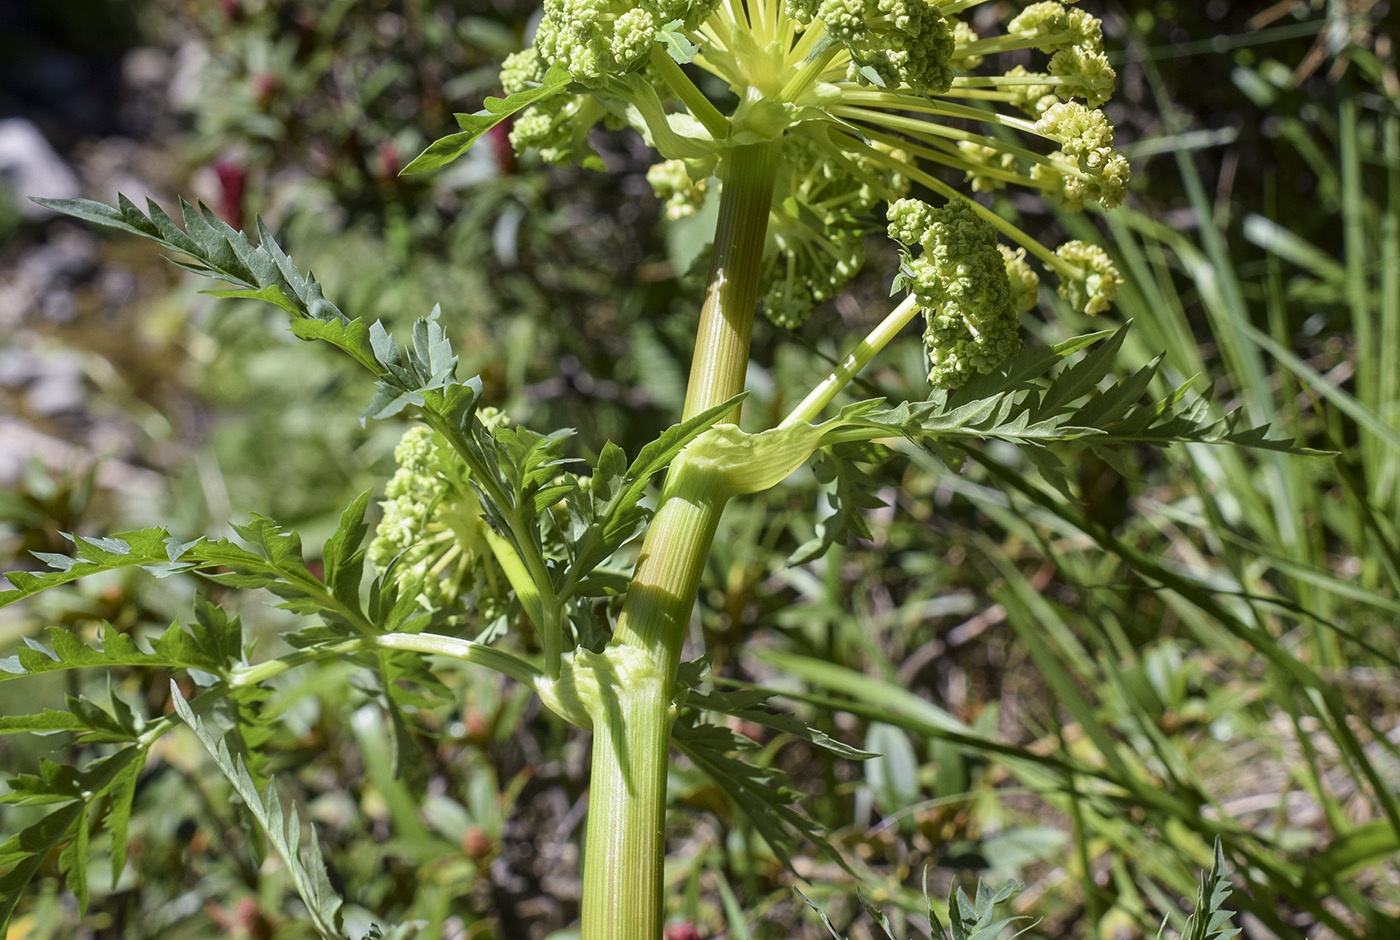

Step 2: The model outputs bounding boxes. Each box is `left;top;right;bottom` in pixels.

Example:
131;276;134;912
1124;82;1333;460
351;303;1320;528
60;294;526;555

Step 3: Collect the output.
651;46;731;140
580;139;779;940
781;294;922;428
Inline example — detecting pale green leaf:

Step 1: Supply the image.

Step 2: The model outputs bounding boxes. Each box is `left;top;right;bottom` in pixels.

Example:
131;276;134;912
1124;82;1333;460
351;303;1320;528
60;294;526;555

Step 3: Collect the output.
402;64;573;173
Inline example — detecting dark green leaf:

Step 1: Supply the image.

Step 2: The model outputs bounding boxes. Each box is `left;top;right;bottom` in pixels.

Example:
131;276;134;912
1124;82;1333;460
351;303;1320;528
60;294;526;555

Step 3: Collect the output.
672;716;851;876
171;683;347;940
685;687;877;760
321;491;373;616
32;196;348;333
562;396;742;597
0;802;85;932
789;443;891;565
1183;839;1242;940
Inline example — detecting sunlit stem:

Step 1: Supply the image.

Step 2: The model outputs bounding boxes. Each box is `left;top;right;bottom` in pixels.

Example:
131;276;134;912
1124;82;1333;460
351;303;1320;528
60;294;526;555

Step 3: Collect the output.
650;46;730;140
956;30;1074;59
578;138;779;940
683;141;781;422
781;294;922;428
579;675;674;940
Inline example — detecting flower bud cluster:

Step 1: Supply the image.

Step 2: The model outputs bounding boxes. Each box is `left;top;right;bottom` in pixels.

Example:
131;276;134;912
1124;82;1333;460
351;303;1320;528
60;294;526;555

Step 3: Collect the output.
1033;101;1130;210
484;0;1130;384
1007;0;1116;107
370;416;513;617
887;197;1023;388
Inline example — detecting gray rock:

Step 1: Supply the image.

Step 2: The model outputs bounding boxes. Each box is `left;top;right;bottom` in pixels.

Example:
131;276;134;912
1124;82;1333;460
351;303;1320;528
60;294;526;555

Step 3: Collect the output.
0;118;81;217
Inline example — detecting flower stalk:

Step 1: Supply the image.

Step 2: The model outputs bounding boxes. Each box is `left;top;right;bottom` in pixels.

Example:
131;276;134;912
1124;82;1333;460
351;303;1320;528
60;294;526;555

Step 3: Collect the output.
683;141;781;423
580;140;779;940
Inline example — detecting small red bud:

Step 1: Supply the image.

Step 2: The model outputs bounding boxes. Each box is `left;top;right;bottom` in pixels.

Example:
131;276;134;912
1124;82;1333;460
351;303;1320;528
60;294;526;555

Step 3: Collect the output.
212;159;246;232
463;709;491;745
462;826;492;860
376;140;400;181
665;923;703;940
251;71;280;106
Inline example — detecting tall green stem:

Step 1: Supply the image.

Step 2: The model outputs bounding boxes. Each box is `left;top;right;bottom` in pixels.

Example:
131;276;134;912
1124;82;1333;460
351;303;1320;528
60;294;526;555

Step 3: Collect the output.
683;141;781;423
579;139;778;940
578;673;675;940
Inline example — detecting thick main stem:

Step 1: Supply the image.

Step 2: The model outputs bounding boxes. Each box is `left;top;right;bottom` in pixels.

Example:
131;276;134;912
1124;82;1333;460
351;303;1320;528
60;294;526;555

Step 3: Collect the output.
683;142;781;423
579;674;675;940
580;140;778;940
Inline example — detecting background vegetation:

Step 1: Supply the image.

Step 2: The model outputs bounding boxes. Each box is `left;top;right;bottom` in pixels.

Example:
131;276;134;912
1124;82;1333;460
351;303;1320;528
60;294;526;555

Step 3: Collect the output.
1;1;1397;938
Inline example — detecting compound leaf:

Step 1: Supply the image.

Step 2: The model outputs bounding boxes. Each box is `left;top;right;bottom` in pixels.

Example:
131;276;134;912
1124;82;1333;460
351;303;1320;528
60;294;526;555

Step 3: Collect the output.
402;63;573;174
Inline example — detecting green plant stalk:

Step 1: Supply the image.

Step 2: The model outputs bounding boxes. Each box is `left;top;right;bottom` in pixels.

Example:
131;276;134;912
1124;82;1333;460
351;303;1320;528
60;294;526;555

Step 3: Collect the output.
649;46;731;140
579;140;779;940
578;669;677;940
780;294;922;428
682;142;781;423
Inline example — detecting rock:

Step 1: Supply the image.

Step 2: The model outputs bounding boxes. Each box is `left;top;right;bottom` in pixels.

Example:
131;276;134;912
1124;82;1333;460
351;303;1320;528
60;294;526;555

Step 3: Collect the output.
0;118;81;217
0;227;96;328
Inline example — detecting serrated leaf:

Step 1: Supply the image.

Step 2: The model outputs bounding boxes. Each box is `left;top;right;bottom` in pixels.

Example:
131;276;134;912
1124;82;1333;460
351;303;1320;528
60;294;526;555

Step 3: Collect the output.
0;802;85;932
203;285;301;317
32;196;348;336
188;596;239;670
29;197;153;239
789;442;891;565
171;683;347;939
797;887;849;939
288;317;377;370
29;551;77;571
560;396;742;598
798;324;1321;466
402;63;573;173
0;623;221;683
672;716;851;876
1034;323;1130;415
57;802;90;915
0;709;92;736
104;755;141;887
857;889;898;939
321;491;372;615
685;687;877;761
409;306;457;387
1181;839;1242;940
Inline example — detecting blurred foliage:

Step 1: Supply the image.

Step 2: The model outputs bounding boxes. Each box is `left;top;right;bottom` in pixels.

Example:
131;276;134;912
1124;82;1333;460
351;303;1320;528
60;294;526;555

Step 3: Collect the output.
2;0;1399;938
